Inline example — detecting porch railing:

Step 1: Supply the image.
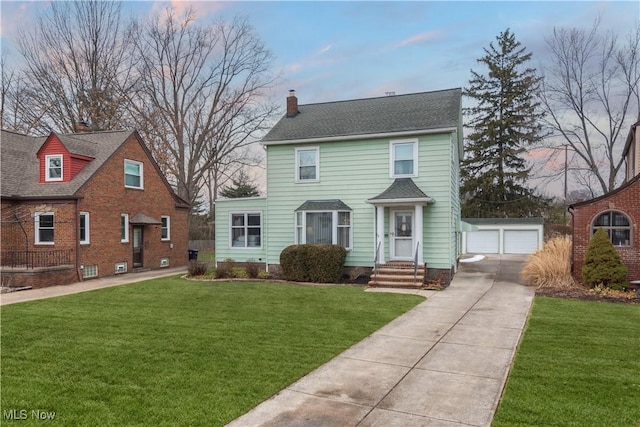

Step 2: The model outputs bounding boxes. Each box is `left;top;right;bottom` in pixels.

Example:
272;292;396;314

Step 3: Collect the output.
1;249;73;269
413;242;420;284
373;241;381;282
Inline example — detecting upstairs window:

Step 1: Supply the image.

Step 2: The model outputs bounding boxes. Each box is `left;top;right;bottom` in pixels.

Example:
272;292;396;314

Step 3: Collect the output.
390;139;418;177
592;211;632;247
35;212;55;244
295;147;319;182
46;155;63;182
124;159;143;189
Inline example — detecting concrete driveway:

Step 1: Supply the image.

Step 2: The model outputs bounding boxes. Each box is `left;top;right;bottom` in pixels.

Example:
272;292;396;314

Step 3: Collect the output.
228;254;533;427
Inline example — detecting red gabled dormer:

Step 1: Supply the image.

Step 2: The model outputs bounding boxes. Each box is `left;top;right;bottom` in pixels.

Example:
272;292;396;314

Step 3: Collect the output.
37;133;94;183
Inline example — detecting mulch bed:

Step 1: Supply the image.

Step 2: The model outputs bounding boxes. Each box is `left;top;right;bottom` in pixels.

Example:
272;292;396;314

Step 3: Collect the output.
535;286;639;304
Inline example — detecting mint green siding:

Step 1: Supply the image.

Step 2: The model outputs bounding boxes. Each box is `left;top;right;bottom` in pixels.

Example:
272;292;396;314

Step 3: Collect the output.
215;197;267;264
264;132;459;270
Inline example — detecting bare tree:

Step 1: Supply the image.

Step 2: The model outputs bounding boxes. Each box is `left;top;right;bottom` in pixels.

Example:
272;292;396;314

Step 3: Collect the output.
16;1;133;133
1;53;45;133
539;18;640;196
126;7;279;207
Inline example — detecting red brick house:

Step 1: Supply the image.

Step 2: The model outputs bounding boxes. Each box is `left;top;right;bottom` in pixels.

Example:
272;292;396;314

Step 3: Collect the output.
569;119;640;283
1;129;190;288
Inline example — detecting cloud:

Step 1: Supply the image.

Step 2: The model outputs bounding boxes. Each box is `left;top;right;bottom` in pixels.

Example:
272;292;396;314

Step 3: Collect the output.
148;0;227;22
395;30;442;49
318;44;332;55
169;0;226;18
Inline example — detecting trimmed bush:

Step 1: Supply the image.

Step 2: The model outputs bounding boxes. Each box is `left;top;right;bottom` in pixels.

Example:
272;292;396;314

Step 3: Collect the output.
582;229;628;290
521;235;575;289
245;259;261;279
280;244;347;283
215;259;236;279
188;261;208;277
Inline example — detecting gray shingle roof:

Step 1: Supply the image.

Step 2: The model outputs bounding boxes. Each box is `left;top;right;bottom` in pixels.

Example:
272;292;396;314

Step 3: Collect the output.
296;199;352;211
1;129;134;198
262;88;462;144
462;218;544;225
367;178;434;204
130;212;162;225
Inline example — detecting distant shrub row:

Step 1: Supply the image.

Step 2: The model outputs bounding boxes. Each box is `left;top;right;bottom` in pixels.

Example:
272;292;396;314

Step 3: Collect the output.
280;244;346;283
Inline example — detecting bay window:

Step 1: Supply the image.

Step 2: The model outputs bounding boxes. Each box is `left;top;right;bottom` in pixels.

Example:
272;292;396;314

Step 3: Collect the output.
295;210;352;249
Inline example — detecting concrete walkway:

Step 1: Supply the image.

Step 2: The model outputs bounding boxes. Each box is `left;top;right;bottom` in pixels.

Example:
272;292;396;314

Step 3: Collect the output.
0;267;187;306
227;255;534;427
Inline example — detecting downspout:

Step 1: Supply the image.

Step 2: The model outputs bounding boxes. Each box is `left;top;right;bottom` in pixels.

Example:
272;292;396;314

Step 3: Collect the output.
75;200;83;282
568;206;575;276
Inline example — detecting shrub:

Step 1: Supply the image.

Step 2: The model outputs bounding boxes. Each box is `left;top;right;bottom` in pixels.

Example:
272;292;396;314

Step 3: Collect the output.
582;229;628;290
188;261;208;277
215;259;236;279
521;236;575;289
280;244;347;283
245;259;261;279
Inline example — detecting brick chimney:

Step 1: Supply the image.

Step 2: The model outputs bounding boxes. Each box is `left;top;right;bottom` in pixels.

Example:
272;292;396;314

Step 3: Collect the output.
74;121;92;133
286;90;299;118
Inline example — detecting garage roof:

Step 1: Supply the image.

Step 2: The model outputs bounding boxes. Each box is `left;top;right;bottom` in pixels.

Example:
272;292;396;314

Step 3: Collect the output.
462;218;544;225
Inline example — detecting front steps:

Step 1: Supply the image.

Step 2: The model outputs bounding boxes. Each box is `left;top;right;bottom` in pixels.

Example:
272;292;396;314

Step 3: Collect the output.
368;262;425;288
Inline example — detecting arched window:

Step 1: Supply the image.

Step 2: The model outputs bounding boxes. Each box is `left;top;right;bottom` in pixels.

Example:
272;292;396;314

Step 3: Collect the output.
592;211;632;247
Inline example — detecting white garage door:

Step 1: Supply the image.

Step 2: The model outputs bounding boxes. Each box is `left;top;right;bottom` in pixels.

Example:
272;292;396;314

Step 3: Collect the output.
504;230;539;254
466;230;500;254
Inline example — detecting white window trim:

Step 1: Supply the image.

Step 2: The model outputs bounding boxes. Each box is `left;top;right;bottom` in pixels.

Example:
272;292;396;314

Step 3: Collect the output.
592;210;632;247
295;210;352;250
121;213;129;243
45;154;63;182
35;212;55;245
229;212;262;249
80;212;90;245
124;159;144;189
390;138;419;178
295;146;320;183
161;215;171;241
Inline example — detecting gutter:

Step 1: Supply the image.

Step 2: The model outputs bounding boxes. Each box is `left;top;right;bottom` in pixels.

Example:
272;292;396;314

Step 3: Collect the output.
261;127;459;146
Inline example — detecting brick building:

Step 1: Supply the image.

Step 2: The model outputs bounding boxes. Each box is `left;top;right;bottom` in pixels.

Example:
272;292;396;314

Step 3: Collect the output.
1;129;189;288
569;119;640;283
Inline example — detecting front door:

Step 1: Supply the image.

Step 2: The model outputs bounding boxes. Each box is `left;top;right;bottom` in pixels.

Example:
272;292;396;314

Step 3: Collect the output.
133;226;143;268
391;211;414;260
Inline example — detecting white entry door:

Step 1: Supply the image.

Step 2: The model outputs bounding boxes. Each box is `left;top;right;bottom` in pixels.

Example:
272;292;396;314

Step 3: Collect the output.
391;211;414;260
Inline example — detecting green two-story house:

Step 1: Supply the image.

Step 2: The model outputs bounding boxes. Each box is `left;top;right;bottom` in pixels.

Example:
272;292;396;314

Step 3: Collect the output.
215;88;463;285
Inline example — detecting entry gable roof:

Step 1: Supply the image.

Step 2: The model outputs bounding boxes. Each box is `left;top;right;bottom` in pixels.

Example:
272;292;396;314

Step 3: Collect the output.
262;88;462;144
367;178;434;205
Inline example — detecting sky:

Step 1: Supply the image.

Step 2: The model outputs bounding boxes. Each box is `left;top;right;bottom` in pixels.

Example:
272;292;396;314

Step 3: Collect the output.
1;1;639;197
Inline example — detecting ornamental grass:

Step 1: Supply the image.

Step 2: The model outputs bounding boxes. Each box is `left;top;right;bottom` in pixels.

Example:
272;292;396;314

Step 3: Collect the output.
521;235;576;289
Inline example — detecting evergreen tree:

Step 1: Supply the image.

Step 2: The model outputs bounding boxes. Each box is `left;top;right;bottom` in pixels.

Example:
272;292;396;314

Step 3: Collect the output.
461;29;548;218
219;170;261;198
582;229;628;290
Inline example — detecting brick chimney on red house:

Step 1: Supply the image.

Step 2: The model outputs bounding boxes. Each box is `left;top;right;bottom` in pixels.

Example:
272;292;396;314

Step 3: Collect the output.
286;90;299;118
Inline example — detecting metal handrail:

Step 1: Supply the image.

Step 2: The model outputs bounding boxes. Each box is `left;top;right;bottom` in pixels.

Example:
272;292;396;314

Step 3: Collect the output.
373;241;381;282
413;242;420;284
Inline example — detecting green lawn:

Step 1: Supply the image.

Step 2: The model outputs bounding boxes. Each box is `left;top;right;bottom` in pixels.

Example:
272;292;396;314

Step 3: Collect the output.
494;297;640;427
1;277;422;426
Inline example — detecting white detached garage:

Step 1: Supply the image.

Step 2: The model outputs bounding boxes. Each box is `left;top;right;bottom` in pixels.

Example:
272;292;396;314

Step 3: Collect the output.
462;218;544;254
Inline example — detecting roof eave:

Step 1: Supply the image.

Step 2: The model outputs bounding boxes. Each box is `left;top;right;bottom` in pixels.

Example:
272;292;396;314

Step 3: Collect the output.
261;127;458;146
366;197;434;206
